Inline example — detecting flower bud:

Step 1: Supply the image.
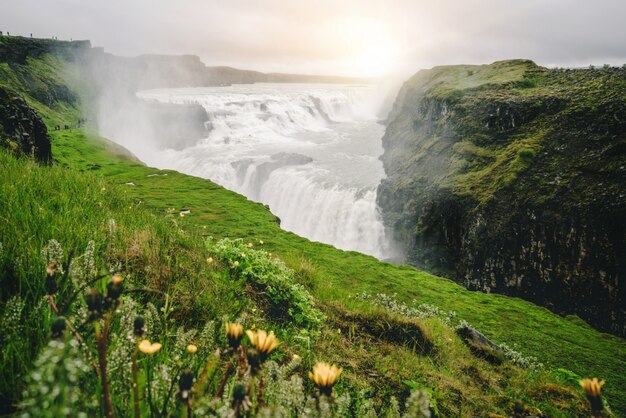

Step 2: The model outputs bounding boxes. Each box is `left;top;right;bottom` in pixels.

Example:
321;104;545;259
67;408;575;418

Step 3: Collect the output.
232;383;246;404
133;315;145;338
85;288;103;314
247;347;262;375
106;275;124;300
51;316;66;339
178;368;194;401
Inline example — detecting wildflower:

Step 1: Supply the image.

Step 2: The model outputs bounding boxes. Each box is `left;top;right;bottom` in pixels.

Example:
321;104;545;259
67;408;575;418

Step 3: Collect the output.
259;240;264;245
245;329;279;375
580;378;605;414
133;315;145;338
248;242;253;247
106;275;124;300
309;362;343;396
240;253;246;258
226;322;244;349
246;330;279;360
45;260;59;295
179;212;185;218
580;377;604;397
233;260;239;267
207;257;214;264
186;344;198;354
138;339;162;355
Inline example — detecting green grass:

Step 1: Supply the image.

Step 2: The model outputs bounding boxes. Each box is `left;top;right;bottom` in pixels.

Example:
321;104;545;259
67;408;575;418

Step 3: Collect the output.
0;147;596;416
45;126;626;414
408;59;538;102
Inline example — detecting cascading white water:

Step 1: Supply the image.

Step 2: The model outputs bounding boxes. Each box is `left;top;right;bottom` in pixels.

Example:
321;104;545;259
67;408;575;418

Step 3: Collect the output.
134;83;395;259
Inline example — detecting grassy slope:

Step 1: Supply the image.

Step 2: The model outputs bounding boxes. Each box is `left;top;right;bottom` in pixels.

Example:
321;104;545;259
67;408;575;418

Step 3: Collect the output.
49;126;626;414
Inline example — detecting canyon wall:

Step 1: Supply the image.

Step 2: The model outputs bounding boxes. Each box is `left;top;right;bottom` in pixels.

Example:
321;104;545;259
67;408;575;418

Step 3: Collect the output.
378;60;626;336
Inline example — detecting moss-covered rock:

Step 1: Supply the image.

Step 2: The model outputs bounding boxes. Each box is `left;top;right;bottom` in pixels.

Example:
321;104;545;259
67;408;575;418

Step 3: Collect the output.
0;85;51;162
378;60;626;336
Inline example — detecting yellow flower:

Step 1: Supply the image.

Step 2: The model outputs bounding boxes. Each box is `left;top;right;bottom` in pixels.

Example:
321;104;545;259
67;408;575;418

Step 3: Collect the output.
247;242;253;247
259;240;264;245
138;340;162;355
186;344;198;354
580;377;605;414
111;275;124;284
309;362;342;395
241;253;246;258
207;257;214;264
233;260;240;267
226;322;244;339
246;329;279;356
46;260;59;276
580;377;605;398
226;322;244;349
179;212;185;218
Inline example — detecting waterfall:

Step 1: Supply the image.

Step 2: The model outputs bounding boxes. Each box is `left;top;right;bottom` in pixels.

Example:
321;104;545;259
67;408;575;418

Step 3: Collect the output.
135;83;395;259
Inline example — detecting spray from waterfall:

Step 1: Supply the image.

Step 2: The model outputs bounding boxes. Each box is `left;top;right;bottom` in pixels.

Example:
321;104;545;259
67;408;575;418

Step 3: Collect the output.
132;83;397;260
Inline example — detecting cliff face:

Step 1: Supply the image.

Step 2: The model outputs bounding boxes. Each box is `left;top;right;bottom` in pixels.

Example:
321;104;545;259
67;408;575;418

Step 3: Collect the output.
378;60;626;336
0;86;51;162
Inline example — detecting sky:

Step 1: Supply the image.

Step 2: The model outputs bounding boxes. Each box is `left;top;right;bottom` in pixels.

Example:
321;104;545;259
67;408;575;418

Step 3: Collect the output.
2;0;626;78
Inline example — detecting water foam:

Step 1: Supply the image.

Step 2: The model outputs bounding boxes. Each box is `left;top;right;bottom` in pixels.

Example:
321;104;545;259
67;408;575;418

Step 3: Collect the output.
136;83;394;259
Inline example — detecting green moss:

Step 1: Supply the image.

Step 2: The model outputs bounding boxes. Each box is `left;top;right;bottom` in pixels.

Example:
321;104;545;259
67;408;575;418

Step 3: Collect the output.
451;130;545;202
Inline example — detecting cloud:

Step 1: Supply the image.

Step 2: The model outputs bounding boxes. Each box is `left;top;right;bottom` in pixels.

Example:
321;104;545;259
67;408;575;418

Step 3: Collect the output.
2;0;626;76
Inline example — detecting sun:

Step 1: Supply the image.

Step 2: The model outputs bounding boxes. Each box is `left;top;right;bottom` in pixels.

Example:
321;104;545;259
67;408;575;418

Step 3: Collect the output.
328;17;399;78
352;42;395;78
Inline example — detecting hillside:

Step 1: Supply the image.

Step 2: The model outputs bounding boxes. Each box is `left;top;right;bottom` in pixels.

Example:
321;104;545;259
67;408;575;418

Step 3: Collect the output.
0;37;625;416
378;60;626;337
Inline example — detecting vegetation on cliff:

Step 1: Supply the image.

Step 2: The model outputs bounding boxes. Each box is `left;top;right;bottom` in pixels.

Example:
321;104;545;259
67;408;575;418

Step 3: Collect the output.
0;38;625;416
378;59;625;338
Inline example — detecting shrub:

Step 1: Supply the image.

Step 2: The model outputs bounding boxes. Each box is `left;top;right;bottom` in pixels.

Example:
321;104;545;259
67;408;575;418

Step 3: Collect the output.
207;238;325;328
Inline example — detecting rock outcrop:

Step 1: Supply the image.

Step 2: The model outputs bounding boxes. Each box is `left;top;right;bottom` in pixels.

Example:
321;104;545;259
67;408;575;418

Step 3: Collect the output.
0;86;51;163
378;60;626;336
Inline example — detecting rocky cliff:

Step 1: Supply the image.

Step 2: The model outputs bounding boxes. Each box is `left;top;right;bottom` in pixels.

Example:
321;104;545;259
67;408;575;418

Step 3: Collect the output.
0;86;51;162
378;60;626;336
